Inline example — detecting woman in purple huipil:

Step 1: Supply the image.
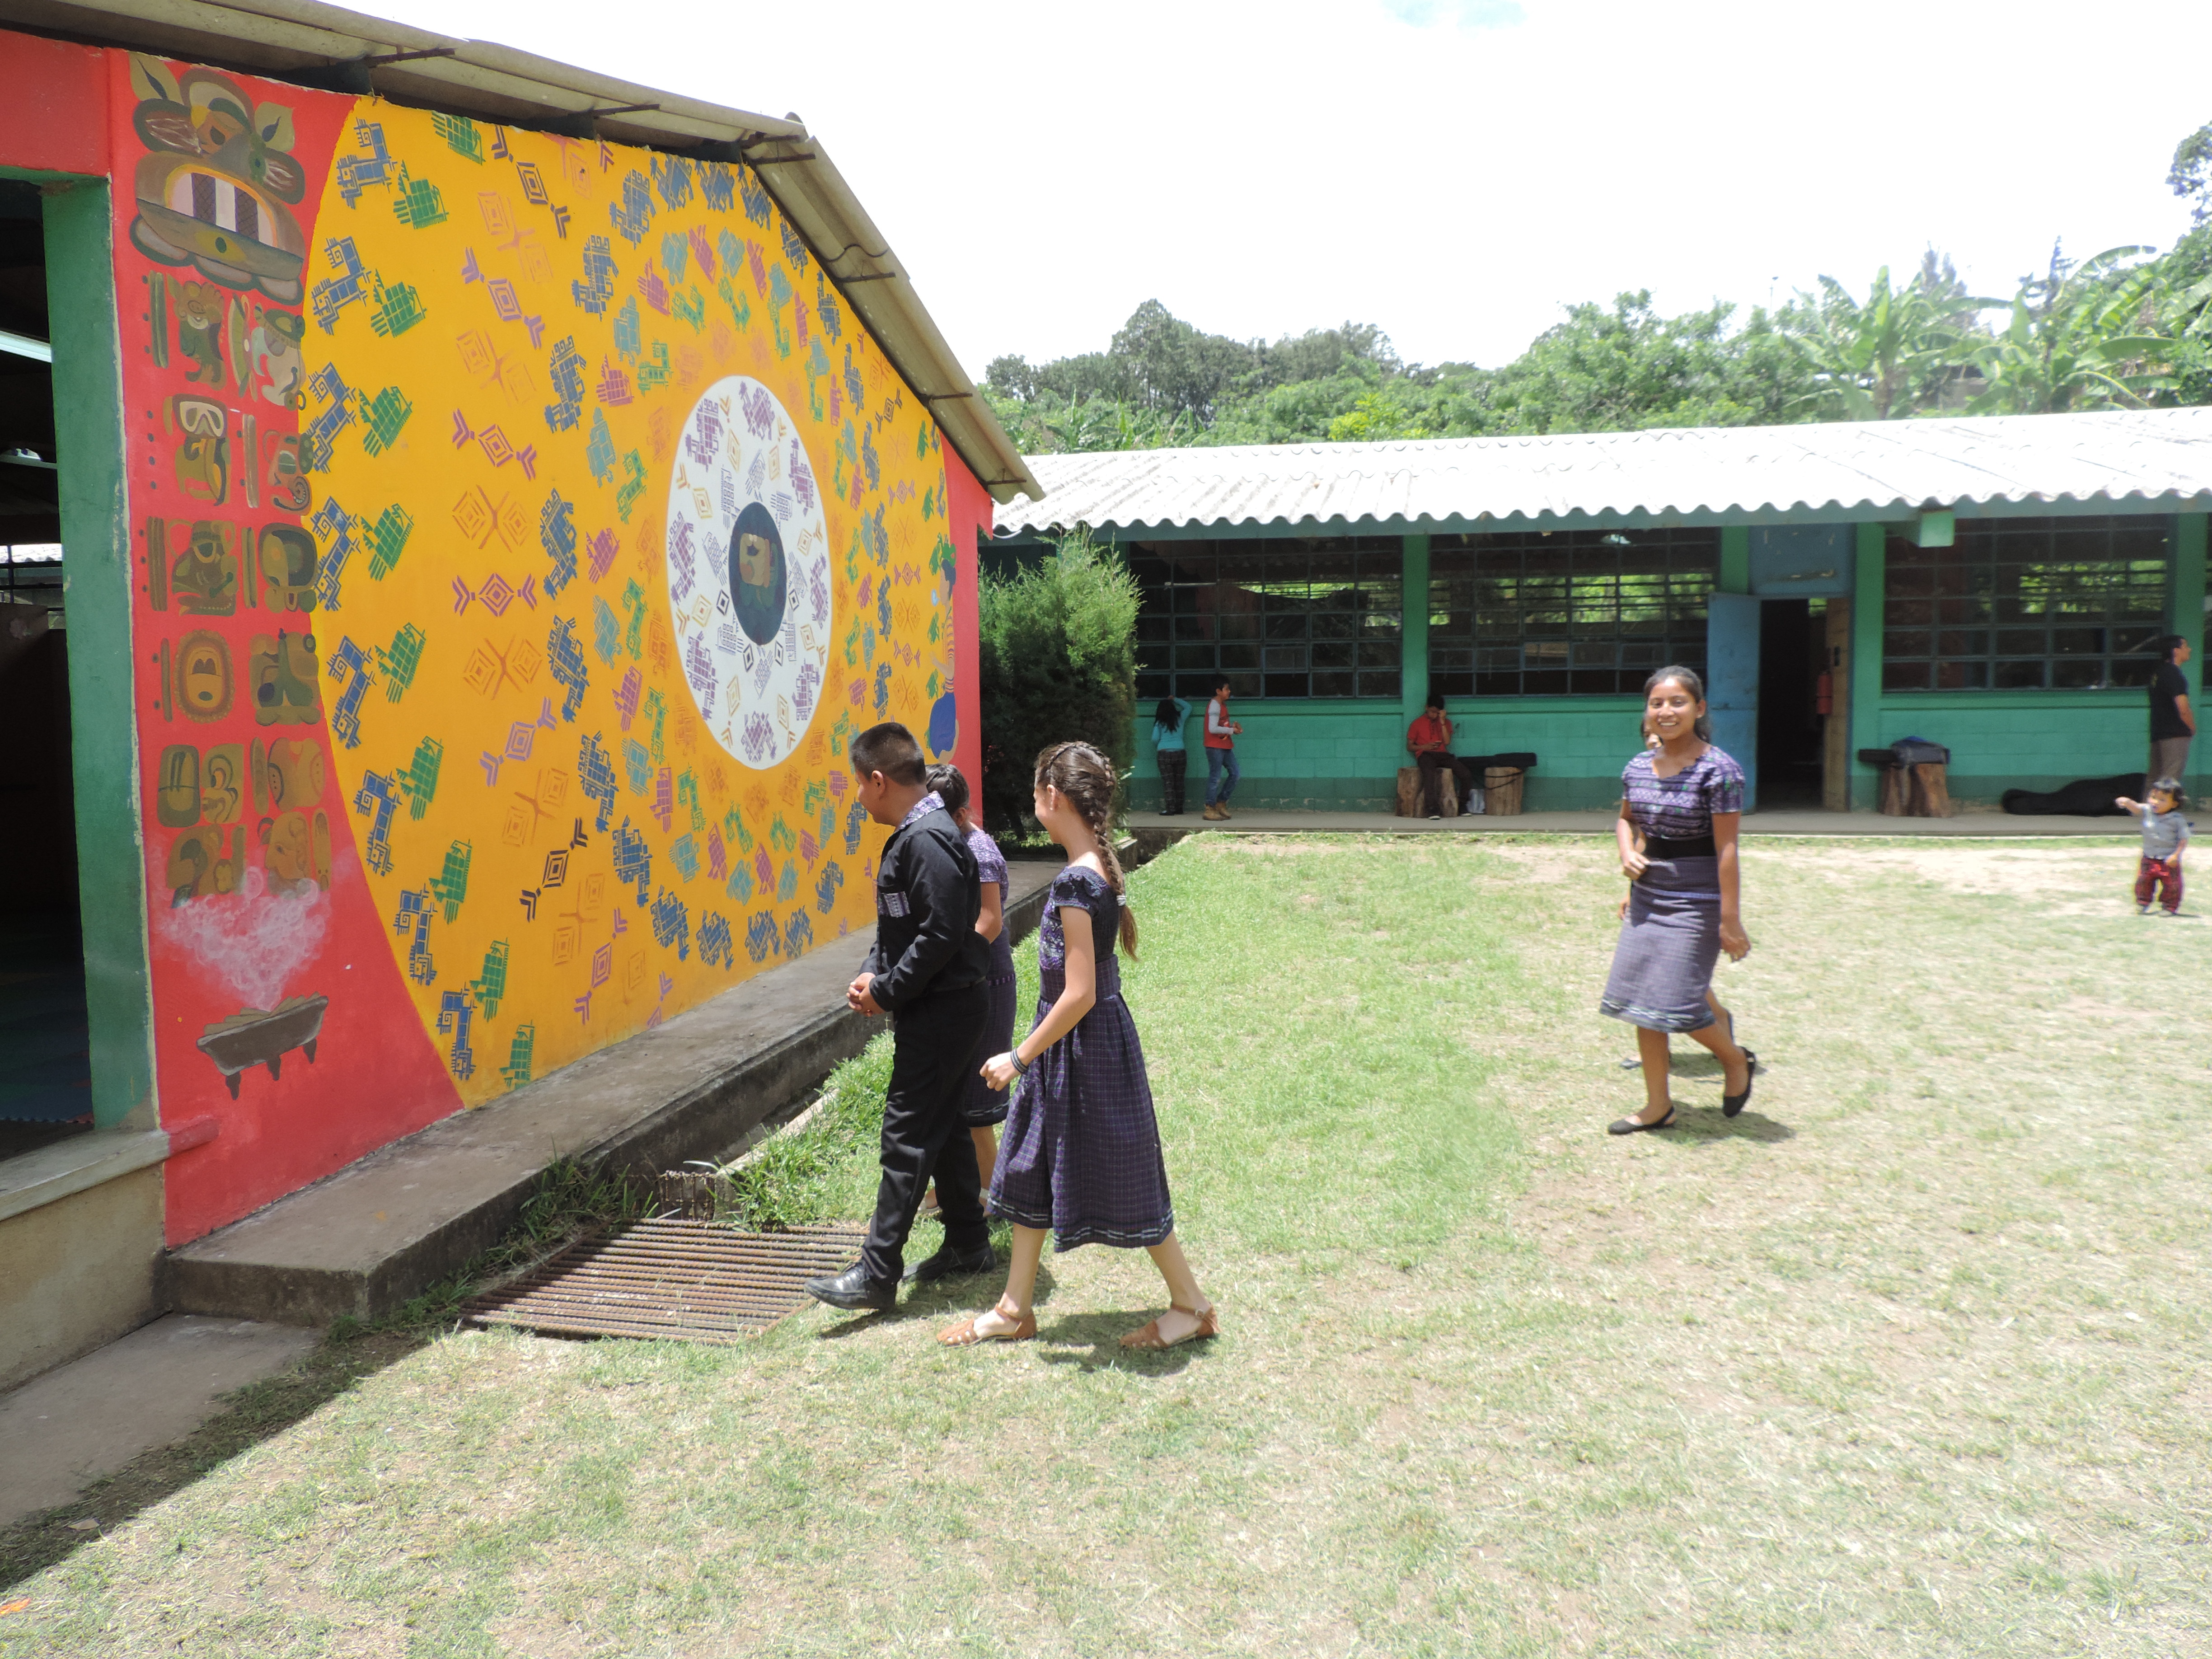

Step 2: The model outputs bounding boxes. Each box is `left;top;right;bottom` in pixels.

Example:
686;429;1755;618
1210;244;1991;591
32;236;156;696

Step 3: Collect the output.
1601;666;1758;1136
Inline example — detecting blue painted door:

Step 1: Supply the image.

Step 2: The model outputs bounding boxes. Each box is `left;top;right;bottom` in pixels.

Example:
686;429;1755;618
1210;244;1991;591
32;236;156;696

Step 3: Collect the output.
1706;593;1760;812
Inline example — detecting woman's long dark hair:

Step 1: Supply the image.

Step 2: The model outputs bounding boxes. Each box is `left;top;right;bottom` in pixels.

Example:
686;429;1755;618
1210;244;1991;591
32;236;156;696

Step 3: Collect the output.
1034;741;1139;958
1153;697;1184;732
1644;665;1714;743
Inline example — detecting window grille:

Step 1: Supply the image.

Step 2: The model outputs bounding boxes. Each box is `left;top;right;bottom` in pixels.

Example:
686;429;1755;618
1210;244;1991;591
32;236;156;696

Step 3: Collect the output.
1425;528;1717;697
1130;537;1402;701
1882;517;2170;692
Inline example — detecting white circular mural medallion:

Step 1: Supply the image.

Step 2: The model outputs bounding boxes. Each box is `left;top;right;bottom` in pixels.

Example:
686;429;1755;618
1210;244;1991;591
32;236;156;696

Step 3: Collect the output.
663;375;832;770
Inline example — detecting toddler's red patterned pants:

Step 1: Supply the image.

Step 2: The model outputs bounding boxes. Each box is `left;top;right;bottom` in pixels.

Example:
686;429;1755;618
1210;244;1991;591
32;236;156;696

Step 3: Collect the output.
2135;856;2183;913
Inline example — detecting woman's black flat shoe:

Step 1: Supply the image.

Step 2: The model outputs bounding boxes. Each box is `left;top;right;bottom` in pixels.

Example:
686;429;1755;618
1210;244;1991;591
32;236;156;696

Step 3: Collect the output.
1608;1107;1676;1135
1722;1050;1757;1118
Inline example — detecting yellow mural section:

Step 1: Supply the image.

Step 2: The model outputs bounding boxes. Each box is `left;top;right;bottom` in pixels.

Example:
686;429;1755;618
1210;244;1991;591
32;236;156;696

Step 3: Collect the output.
304;102;957;1101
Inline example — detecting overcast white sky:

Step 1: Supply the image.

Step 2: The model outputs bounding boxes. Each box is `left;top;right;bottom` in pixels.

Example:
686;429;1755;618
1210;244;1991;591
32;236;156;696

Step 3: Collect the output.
370;0;2212;376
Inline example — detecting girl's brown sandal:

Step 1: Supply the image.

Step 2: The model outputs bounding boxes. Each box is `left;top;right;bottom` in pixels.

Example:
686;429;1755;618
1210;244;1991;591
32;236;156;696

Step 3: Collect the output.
937;1309;1036;1346
1119;1303;1219;1351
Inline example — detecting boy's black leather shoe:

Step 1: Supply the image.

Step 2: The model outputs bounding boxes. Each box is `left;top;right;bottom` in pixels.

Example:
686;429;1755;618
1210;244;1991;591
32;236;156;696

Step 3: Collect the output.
804;1265;897;1311
902;1245;998;1284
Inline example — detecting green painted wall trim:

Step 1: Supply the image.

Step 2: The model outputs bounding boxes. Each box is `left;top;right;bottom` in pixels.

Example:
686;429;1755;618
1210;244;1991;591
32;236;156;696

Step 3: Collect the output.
1878;689;2167;710
1718;525;1750;594
44;180;155;1133
1400;533;1430;738
2172;509;2207;669
1849;523;1886;810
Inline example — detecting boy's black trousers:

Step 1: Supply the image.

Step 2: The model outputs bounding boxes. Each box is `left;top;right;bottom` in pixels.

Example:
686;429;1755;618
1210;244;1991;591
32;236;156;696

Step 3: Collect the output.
859;980;992;1284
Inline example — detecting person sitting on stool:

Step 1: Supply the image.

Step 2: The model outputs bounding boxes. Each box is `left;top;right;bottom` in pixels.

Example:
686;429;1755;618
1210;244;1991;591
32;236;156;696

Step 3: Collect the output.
1407;693;1479;819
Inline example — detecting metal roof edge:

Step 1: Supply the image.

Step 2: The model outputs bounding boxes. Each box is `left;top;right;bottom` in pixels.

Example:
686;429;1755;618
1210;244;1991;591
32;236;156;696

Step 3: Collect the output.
992;487;2212;541
1006;404;2212;470
3;0;1040;506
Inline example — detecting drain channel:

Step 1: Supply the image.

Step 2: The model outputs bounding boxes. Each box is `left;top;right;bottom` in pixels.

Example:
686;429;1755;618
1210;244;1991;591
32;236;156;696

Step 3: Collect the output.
464;1217;865;1344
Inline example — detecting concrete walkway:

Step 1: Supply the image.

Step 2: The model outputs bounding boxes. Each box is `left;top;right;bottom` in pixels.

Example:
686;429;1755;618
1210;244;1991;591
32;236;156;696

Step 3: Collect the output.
0;1315;319;1529
1143;808;2134;837
166;862;1059;1327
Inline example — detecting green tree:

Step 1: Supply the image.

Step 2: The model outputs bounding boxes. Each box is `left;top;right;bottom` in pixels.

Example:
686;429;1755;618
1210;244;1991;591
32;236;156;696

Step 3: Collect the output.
976;529;1140;832
1473;293;1813;434
1967;245;2176;415
1787;263;1983;419
2165;119;2212;403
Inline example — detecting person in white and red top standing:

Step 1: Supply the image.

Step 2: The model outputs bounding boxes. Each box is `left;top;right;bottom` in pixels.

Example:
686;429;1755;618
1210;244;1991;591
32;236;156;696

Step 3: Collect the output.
1201;675;1243;821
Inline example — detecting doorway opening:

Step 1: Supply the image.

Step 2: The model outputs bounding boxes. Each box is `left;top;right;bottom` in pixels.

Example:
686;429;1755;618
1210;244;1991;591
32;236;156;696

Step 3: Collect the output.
0;177;91;1157
1756;597;1827;810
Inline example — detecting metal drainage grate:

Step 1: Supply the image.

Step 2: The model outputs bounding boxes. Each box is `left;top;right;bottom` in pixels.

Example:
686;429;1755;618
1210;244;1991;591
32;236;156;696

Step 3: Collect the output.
463;1217;866;1345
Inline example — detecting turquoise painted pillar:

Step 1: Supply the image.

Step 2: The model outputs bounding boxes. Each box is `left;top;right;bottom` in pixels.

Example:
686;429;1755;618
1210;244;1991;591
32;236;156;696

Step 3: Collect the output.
1718;525;1751;595
46;178;157;1130
1849;523;1886;811
1400;532;1430;736
2174;513;2208;798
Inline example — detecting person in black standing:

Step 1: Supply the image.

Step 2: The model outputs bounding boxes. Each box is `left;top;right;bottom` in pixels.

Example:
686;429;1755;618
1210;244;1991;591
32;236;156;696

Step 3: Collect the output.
2149;634;2195;788
803;722;995;1312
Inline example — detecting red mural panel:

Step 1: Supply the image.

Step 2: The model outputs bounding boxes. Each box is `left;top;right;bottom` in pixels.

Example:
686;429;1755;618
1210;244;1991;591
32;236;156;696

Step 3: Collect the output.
944;445;990;801
0;31;110;177
110;55;461;1245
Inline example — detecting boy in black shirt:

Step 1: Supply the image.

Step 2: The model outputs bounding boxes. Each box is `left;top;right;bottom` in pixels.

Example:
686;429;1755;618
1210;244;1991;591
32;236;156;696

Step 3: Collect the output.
804;722;994;1311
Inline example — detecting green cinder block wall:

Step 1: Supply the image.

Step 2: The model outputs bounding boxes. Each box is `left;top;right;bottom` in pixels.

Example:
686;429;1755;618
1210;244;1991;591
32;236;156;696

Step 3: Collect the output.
1125;698;1647;813
1876;692;2169;804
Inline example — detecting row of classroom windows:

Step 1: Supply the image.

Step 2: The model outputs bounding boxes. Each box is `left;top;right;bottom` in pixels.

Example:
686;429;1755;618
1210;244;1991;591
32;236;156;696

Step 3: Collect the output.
1128;517;2175;702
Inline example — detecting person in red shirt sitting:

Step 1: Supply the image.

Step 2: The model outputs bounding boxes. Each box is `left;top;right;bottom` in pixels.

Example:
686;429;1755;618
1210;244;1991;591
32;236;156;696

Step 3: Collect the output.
1407;694;1478;818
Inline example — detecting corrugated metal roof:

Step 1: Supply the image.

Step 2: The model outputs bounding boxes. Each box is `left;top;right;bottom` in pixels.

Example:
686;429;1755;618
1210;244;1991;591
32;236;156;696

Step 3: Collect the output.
990;406;2212;537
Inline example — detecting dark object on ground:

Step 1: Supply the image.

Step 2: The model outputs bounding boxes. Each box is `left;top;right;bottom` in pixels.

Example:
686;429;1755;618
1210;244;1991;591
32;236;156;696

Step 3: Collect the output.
1462;752;1538;771
2001;774;2145;816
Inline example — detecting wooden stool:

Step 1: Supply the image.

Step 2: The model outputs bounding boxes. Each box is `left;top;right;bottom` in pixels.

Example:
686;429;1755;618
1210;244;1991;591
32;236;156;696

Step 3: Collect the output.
1395;766;1459;818
1877;762;1951;817
1483;767;1524;816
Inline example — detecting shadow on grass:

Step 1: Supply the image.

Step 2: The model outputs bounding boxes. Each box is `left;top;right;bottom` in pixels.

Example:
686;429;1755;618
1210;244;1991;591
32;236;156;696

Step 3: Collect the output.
0;1157;653;1592
809;1261;1059;1340
0;1326;430;1591
1034;1312;1214;1376
1661;1109;1795;1144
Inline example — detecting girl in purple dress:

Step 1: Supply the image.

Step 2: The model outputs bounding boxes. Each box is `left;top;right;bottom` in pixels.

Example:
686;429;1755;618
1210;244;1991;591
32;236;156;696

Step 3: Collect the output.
938;741;1218;1351
1602;666;1757;1135
917;764;1012;1214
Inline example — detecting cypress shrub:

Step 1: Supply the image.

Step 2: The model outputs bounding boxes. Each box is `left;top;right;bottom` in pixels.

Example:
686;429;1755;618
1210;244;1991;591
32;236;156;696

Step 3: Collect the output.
977;528;1140;832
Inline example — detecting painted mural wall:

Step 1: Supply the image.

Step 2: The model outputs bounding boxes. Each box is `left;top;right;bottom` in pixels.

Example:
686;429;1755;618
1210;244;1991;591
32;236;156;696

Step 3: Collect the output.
110;52;984;1244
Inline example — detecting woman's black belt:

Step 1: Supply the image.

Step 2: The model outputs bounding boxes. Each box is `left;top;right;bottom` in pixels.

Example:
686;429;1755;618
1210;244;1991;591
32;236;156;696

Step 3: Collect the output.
1643;834;1716;857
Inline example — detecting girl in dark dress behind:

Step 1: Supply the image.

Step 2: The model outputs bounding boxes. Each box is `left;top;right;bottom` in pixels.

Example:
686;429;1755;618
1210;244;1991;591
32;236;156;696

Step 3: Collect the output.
938;742;1218;1351
917;764;1013;1218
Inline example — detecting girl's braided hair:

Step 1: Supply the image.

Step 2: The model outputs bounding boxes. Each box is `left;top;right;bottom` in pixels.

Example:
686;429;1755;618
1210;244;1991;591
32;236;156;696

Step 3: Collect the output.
1033;740;1139;958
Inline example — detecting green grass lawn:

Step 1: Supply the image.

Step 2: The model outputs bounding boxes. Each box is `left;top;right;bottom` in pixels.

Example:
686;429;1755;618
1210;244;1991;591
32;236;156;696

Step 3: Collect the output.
5;833;2210;1657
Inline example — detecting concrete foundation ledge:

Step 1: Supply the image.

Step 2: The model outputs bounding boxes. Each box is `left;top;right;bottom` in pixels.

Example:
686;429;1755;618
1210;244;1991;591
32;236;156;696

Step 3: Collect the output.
165;865;1059;1328
1;1129;171;1225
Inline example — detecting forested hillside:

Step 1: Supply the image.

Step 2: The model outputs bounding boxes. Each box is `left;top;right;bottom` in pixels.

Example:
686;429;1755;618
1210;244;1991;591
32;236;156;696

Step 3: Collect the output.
984;120;2212;455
